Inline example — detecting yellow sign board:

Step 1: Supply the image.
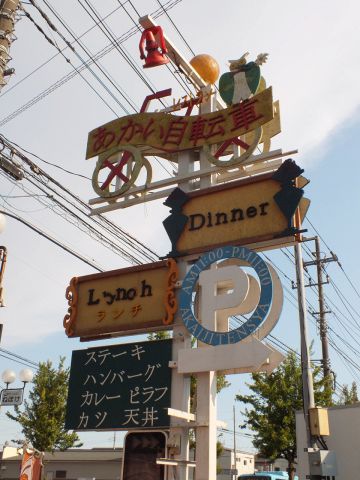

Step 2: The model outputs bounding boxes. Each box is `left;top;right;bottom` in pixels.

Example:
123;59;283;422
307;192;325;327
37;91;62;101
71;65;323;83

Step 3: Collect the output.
63;259;178;340
166;173;309;257
86;87;274;159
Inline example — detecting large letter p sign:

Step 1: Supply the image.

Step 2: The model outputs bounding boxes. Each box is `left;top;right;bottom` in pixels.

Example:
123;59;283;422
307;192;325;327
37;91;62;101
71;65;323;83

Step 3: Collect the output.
198;265;249;330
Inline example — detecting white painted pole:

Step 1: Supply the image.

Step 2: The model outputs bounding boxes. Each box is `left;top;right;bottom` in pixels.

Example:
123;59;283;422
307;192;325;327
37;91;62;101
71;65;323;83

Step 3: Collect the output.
168;149;197;480
194;87;218;480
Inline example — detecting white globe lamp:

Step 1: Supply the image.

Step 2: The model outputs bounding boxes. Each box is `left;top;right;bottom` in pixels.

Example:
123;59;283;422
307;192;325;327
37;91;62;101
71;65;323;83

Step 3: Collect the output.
19;368;34;384
2;369;16;385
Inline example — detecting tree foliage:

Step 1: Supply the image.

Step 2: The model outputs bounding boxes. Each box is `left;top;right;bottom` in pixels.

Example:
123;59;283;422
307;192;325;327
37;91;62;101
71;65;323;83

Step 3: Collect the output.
7;357;82;452
147;331;171;341
236;352;332;479
338;381;358;405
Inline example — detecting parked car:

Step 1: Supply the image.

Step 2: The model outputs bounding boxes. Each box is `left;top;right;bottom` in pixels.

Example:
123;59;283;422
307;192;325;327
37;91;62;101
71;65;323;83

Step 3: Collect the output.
238;472;299;480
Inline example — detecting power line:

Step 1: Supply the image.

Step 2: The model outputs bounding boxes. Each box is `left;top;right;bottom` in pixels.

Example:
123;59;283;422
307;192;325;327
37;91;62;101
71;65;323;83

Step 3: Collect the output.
261;247;360;391
155;0;196;56
20;5;72;63
306;217;360;301
75;0;167;103
116;0;194;97
0;0;183;125
328;276;360;326
0;3;124;99
28;0;134;115
0;208;104;271
0;353;37;370
0;135;160;264
0;347;38;368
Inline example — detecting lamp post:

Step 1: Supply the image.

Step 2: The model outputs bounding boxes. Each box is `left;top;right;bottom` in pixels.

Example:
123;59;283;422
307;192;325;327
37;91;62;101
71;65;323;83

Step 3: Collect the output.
0;368;34;406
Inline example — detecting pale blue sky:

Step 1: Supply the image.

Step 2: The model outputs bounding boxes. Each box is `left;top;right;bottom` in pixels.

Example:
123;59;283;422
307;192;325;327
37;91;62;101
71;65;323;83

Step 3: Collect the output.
0;0;360;452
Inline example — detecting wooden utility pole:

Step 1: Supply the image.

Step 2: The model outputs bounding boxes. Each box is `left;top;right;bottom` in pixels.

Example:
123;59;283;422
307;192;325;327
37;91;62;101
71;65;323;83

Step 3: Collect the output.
303;236;337;379
314;236;330;377
0;0;20;91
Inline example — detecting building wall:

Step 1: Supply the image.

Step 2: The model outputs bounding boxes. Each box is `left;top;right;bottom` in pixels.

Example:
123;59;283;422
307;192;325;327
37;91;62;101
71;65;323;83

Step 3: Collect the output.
0;448;122;480
1;446;254;480
42;460;122;480
217;448;254;479
296;403;360;480
255;457;289;473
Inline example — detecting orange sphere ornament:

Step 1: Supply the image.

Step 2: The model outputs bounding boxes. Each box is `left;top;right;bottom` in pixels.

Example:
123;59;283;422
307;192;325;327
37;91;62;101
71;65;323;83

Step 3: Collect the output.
189;54;220;84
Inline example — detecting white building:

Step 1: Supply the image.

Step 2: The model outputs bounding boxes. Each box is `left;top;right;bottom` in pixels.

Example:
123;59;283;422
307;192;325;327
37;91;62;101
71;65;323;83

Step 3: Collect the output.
0;447;123;480
217;448;255;479
0;445;255;480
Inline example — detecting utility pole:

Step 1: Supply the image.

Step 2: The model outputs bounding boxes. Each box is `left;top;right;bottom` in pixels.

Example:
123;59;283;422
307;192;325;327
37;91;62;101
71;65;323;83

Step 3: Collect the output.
303;236;337;379
0;0;20;91
295;238;338;479
294;242;316;451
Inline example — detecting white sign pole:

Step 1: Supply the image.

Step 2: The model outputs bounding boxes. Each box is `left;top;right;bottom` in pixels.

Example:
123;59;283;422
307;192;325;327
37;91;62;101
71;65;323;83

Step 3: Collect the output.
194;90;218;480
170;149;197;480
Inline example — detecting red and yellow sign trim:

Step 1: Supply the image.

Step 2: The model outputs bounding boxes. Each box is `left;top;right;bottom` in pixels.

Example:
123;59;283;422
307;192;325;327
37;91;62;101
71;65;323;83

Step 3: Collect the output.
64;259;178;340
86;87;274;159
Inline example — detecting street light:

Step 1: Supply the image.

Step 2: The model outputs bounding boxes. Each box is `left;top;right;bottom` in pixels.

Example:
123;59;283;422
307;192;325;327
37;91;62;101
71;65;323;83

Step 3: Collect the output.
19;368;34;384
1;369;16;387
0;368;34;406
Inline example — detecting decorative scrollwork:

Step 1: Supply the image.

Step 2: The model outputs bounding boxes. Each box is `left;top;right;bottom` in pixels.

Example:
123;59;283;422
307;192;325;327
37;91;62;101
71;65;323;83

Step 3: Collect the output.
63;277;78;337
162;258;178;325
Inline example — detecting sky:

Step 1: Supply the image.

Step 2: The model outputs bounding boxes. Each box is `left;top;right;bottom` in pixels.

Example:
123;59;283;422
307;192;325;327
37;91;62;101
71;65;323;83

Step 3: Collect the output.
0;0;360;454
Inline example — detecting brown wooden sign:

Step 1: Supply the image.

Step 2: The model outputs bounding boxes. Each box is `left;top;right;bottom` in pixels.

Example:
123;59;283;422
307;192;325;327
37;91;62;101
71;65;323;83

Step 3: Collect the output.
86;87;274;159
163;161;310;257
63;259;178;340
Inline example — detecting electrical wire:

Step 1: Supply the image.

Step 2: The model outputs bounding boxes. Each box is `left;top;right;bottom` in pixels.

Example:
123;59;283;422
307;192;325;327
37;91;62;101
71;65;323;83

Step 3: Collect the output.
0;0;183;125
115;0;194;98
20;5;72;63
0;3;123;99
0;135;160;264
327;276;360;324
279;243;360;361
155;0;195;56
71;0;180;178
0;207;105;271
0;353;38;370
75;0;167;105
1;137;90;180
257;247;355;396
0;348;38;368
28;0;134;116
306;217;360;301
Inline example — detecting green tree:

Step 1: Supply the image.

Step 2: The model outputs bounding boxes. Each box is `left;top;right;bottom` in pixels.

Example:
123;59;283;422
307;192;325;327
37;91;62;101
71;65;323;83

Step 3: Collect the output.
236;352;332;480
7;357;82;452
147;331;171;340
338;381;358;405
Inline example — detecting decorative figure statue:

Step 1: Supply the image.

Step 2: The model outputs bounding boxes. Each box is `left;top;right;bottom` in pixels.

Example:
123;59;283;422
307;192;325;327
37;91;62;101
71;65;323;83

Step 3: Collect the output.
219;52;269;105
